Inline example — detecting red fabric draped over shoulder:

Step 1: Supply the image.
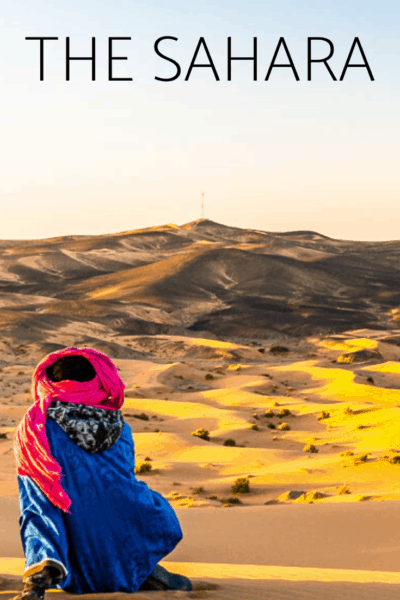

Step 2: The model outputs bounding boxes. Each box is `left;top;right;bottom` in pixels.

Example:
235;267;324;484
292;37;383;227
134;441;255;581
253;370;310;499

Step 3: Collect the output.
14;347;125;512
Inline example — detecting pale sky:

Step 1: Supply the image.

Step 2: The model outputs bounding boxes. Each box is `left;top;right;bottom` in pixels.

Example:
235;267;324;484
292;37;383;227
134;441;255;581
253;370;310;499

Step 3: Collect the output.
0;0;399;241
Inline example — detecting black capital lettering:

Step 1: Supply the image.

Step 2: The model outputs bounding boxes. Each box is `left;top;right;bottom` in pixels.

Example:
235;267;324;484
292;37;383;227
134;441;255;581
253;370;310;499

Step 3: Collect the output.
185;37;219;81
66;37;96;81
340;37;374;81
25;37;58;81
154;36;181;82
109;37;132;81
227;37;257;81
308;38;337;81
265;38;299;81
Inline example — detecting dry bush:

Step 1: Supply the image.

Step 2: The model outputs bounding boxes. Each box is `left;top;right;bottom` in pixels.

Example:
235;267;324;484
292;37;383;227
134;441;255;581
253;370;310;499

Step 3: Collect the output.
278;422;290;431
303;443;318;453
231;477;250;494
318;411;330;420
135;461;152;474
270;346;289;355
278;408;292;418
192;427;210;441
221;496;242;505
224;438;236;447
381;454;400;464
352;453;369;465
133;413;149;421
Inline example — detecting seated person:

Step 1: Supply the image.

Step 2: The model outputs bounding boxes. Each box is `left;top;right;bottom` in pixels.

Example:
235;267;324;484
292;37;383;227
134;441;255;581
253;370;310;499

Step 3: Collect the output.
14;347;192;599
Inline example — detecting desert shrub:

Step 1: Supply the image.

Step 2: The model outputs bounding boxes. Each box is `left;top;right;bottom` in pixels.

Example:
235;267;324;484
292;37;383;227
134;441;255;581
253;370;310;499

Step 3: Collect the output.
357;425;366;430
133;413;149;421
344;406;354;415
144;456;152;461
380;450;400;465
192;427;210;441
338;485;351;495
224;438;236;447
192;487;204;495
222;496;242;505
265;409;275;418
270;346;289;355
278;408;292;418
250;424;259;431
357;453;369;462
231;477;250;494
318;411;330;420
253;413;259;420
135;461;152;474
366;377;375;384
304;443;318;453
258;348;265;353
298;491;325;503
272;401;280;407
388;455;400;464
205;373;214;380
352;453;369;465
339;450;354;457
267;423;276;430
0;432;7;439
208;495;218;500
278;422;290;431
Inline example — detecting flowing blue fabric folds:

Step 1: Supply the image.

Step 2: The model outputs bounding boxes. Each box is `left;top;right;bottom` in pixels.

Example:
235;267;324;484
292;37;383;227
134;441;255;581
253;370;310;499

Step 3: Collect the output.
18;418;183;594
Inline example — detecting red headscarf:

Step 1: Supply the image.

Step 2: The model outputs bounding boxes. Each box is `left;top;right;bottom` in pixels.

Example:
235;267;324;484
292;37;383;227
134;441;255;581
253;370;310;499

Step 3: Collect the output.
14;347;125;512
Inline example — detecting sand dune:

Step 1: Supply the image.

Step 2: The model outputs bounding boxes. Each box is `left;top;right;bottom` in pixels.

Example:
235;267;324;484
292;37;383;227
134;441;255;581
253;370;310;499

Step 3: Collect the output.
1;219;400;343
2;501;400;599
2;331;400;598
1;221;400;599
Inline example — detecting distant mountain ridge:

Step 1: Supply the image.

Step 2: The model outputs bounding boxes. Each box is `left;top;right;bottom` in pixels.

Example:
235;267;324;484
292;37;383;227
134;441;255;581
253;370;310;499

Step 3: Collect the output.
0;219;399;343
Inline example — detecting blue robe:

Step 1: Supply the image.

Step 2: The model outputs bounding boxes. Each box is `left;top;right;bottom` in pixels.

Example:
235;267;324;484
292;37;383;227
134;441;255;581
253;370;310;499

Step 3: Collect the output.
18;418;183;594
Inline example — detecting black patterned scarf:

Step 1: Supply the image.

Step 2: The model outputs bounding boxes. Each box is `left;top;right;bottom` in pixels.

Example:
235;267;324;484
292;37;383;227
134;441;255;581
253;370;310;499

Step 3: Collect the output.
47;400;124;453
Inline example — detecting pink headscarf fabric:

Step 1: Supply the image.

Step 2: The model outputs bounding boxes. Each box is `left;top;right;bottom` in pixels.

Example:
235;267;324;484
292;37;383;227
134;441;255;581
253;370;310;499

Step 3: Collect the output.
14;347;125;513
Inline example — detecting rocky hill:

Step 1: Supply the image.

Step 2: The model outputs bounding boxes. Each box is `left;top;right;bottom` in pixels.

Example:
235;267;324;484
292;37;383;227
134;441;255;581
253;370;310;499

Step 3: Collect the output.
0;219;399;350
